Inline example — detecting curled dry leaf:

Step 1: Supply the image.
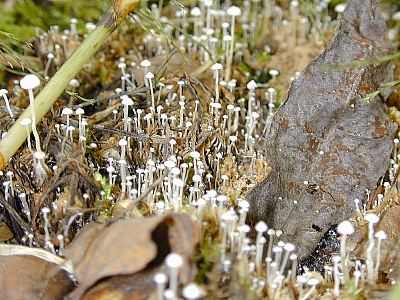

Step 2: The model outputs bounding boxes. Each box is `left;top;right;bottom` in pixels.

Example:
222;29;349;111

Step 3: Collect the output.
0;252;74;300
81;267;163;300
0;244;74;273
64;213;200;299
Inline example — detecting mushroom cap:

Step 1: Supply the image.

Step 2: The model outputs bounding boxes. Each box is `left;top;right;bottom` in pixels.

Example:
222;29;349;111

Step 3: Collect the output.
118;62;126;69
75;108;85;115
173;178;184;187
216;194;228;203
255;221;268;233
190;151;200;159
268;69;280;76
221;174;229;180
164;160;176;169
118;139;128;146
364;213;379;224
20;74;40;90
34;151;46;160
85;22;96;31
238;199;250;209
61;107;73;115
204;0;213;7
247;80;257;90
182;283;204;299
335;3;346;13
154;273;167;284
211;102;222;109
165;253;183;268
140;59;151;67
229;135;238;142
120;95;134;106
192;174;202;182
69;78;80;88
393;11;400;21
190;7;201;17
251;112;260;119
337;220;355;235
227;6;241;16
145;72;155;79
222;22;230;29
0;89;8;97
221;209;238;222
41;207;51;213
284;243;296;252
223;34;232;41
211;63;223;71
20;118;32;126
375;230;387;240
171;167;180;175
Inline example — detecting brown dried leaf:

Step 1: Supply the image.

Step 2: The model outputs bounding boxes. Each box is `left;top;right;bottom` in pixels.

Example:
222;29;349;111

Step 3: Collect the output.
65;214;200;299
82;267;161;300
0;222;13;242
0;255;74;300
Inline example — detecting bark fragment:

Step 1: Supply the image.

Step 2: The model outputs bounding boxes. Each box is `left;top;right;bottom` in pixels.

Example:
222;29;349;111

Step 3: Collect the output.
247;0;396;260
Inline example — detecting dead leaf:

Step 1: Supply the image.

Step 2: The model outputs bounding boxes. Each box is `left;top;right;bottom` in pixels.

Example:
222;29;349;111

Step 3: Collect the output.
0;222;13;242
64;214;200;299
0;244;73;273
82;267;161;300
0;255;74;300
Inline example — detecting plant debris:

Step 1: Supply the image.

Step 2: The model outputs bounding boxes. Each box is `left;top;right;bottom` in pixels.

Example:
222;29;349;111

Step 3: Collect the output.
0;252;74;299
64;213;199;299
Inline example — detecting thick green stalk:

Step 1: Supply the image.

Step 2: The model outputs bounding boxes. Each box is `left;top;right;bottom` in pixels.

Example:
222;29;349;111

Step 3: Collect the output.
0;0;139;170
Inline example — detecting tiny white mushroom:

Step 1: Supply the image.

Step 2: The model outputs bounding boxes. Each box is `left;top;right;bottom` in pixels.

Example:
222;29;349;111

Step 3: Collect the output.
165;253;183;298
225;6;241;81
337;220;355;280
154;273;168;300
61;107;73;128
0;89;14;118
146;72;156;111
211;63;223;103
182;283;204;300
20;74;42;152
20;118;33;153
364;213;380;283
374;230;387;281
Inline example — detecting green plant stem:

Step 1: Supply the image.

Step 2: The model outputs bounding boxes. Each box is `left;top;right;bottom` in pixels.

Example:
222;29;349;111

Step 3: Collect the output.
0;0;140;170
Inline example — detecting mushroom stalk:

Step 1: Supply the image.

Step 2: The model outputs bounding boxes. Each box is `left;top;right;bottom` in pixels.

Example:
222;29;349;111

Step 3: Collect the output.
0;0;140;170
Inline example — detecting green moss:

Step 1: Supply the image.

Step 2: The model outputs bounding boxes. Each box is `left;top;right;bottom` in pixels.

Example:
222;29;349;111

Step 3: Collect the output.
257;51;270;64
93;171;114;219
344;280;364;300
195;235;220;283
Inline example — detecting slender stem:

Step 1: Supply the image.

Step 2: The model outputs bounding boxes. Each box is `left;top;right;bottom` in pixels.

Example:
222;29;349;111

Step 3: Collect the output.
0;0;140;170
28;89;42;152
225;15;235;81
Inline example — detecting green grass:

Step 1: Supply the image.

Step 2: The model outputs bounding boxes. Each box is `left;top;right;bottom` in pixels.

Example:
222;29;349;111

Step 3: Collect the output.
0;0;109;43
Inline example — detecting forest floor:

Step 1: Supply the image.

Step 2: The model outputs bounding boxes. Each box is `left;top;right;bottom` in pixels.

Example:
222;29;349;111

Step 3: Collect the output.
1;0;400;299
